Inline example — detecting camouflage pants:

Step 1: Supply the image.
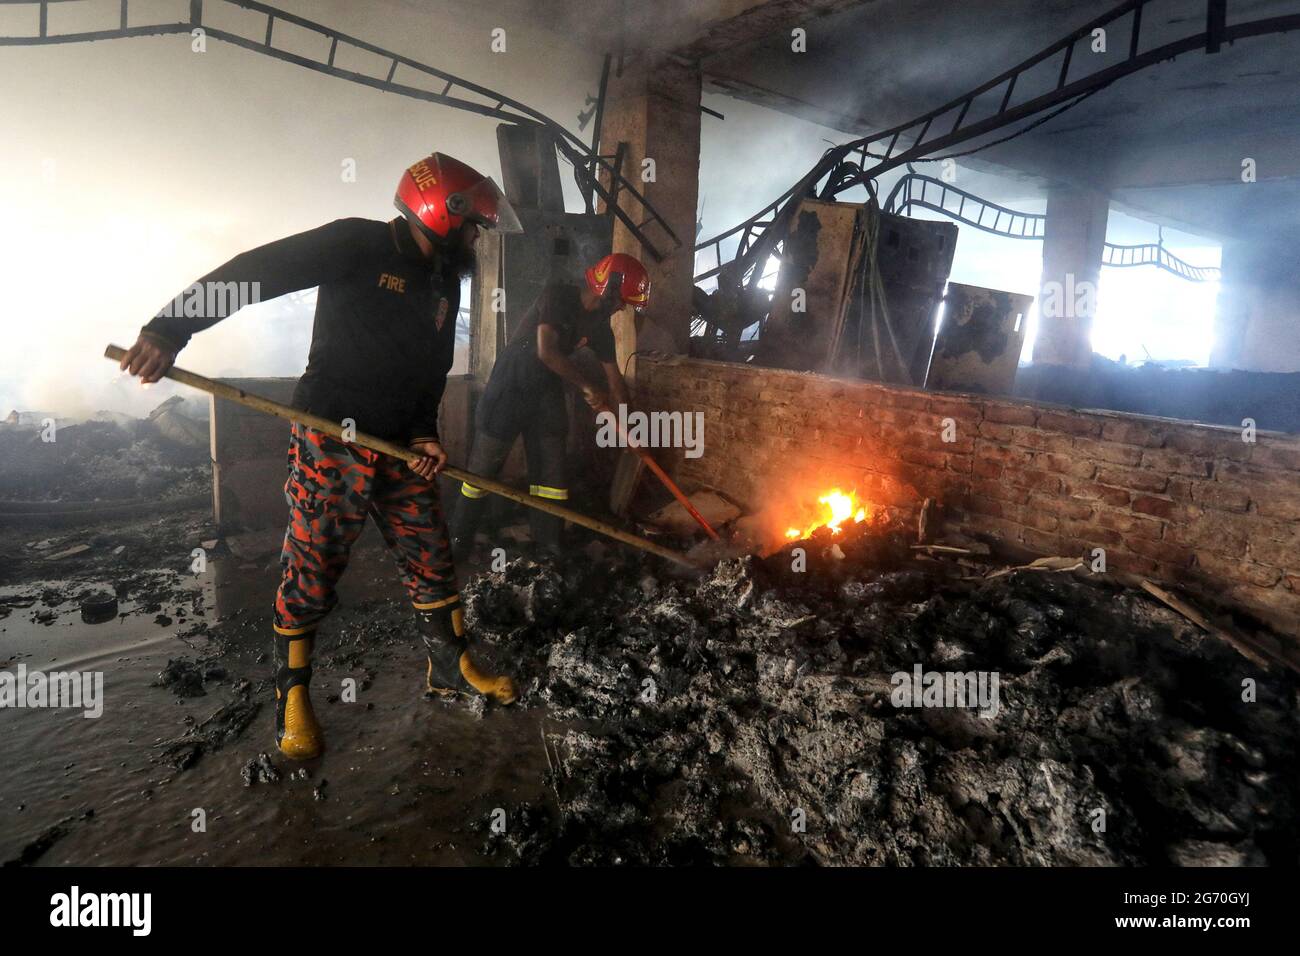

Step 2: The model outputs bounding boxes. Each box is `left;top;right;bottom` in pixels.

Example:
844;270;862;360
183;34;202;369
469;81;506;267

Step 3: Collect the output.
273;424;457;636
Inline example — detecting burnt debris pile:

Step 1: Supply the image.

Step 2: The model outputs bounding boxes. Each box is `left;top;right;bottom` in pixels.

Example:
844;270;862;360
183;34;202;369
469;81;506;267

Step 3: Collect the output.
464;524;1299;866
0;403;209;503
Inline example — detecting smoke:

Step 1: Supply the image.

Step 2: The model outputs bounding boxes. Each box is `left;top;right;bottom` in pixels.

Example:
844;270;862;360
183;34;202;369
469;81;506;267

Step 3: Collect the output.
0;0;600;418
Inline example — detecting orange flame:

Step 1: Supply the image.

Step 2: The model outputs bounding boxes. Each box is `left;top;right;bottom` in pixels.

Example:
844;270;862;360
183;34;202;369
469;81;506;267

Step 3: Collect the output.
784;488;870;541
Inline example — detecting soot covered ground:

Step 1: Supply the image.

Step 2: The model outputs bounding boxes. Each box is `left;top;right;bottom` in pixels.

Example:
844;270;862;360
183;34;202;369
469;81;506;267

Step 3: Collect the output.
462;525;1298;866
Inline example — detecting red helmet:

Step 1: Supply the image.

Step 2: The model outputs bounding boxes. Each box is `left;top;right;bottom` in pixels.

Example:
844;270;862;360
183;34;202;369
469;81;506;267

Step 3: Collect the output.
586;253;651;311
394;152;522;243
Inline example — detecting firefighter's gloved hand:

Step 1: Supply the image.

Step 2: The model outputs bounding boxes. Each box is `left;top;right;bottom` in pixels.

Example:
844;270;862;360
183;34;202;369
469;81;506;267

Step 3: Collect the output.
120;333;176;384
408;440;448;479
581;385;608;409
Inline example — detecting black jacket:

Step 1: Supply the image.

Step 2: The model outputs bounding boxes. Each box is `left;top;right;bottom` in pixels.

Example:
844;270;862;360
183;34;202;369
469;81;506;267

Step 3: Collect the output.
141;217;460;443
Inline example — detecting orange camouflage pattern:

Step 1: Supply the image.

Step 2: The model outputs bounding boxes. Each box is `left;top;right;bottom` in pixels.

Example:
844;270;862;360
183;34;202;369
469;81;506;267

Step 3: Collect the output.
273;423;456;632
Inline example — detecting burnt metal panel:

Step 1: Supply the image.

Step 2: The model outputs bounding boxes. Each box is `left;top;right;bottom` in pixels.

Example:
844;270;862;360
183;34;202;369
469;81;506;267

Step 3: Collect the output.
831;210;956;386
758;199;863;371
501;210;613;343
496;123;567;214
925;282;1034;395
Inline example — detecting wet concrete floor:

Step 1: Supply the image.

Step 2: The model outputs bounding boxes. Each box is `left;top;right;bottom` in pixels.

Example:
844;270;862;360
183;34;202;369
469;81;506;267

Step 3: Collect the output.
0;514;555;865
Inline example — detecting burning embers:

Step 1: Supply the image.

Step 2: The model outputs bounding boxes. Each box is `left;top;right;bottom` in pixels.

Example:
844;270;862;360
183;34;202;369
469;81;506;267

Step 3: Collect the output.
784;488;869;541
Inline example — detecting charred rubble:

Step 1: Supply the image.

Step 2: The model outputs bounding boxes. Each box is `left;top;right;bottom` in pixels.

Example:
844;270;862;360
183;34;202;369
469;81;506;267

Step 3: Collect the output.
462;521;1299;866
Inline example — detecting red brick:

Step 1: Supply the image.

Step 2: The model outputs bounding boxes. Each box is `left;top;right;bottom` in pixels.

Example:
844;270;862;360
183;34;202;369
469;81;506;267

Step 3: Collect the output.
1189;481;1251;513
973;458;1003;479
1036;411;1104;438
1003;469;1062;494
1100;419;1167;448
1094;508;1165;541
1194;552;1283;589
899;446;948;469
1002;502;1059;533
1108;552;1165;578
1166;476;1194;500
965;495;1007;519
983;403;1039;426
971;479;1028;504
1251;444;1300;472
1059;520;1126;550
928;398;983;422
1131;495;1190;521
916;429;975;454
977;421;1017;443
1071;437;1144;467
1039;453;1097;479
1125;535;1196;568
963;514;1028;545
1164;521;1248;558
1095;465;1168;494
1253;494;1300;522
1006;427;1074;454
1164;428;1251;460
1248;535;1300;572
1061;479;1132;508
1140;448;1214;479
1028;493;1094;521
885;392;931;411
974;441;1035;468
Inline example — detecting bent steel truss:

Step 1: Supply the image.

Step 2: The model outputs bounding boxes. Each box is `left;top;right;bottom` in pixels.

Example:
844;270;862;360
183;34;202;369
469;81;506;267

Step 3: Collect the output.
885;171;1221;282
0;0;682;260
694;0;1298;287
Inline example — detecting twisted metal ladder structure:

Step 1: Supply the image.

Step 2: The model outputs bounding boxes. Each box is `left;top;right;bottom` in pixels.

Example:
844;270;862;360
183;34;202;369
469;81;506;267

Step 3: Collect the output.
885;170;1221;282
694;0;1299;290
0;0;682;261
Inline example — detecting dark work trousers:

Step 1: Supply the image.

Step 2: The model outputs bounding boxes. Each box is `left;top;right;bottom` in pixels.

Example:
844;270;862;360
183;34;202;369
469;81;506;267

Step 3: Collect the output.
451;350;569;555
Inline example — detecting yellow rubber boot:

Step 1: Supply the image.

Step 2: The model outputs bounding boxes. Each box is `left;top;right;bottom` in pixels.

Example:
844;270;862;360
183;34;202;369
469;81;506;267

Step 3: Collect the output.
417;597;517;705
274;631;324;760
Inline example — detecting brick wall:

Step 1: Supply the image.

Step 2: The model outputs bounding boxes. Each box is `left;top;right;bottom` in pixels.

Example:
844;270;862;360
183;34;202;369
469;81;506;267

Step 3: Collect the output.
637;355;1300;641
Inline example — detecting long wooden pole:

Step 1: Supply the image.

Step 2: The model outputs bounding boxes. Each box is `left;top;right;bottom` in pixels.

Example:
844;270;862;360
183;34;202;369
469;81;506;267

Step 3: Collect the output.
105;345;699;569
595;403;719;540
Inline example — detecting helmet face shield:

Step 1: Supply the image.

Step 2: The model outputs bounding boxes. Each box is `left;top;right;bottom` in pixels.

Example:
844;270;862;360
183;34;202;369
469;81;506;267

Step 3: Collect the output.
452;177;523;234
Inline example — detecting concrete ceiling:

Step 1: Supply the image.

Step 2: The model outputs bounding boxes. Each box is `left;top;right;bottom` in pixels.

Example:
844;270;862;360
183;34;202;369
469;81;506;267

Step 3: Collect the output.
698;0;1300;242
419;0;1300;242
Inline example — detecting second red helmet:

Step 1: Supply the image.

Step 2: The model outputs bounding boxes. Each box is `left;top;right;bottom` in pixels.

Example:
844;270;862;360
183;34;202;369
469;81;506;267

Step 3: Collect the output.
586;253;651;311
394;152;522;243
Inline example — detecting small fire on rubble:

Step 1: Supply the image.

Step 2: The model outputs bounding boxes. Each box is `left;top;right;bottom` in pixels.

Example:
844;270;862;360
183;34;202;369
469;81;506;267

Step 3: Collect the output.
783;488;869;541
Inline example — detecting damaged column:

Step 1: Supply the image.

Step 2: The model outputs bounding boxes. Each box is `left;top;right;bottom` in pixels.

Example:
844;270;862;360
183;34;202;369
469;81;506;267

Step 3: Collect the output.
1031;185;1109;371
1210;238;1300;372
597;57;703;376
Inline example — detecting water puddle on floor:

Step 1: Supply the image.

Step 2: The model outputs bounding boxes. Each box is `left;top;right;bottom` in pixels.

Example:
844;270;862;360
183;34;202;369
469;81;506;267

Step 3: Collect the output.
0;539;558;865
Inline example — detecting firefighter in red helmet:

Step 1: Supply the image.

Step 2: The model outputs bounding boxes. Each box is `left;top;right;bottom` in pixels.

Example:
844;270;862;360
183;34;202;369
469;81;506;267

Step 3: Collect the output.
449;252;651;562
119;152;522;762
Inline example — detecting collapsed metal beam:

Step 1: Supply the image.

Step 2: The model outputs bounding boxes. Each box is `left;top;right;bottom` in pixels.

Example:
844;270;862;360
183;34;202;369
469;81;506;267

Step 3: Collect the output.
694;0;1300;285
884;171;1221;282
1;0;682;262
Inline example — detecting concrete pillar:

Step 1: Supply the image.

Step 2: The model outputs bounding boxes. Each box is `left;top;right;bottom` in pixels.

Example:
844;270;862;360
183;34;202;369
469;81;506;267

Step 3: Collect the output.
597;57;702;380
1032;186;1109;368
1211;240;1300;372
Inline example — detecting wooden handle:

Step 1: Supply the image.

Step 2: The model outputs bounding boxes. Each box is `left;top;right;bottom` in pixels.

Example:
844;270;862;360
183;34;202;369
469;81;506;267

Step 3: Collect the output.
106;344;699;568
595;404;720;540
